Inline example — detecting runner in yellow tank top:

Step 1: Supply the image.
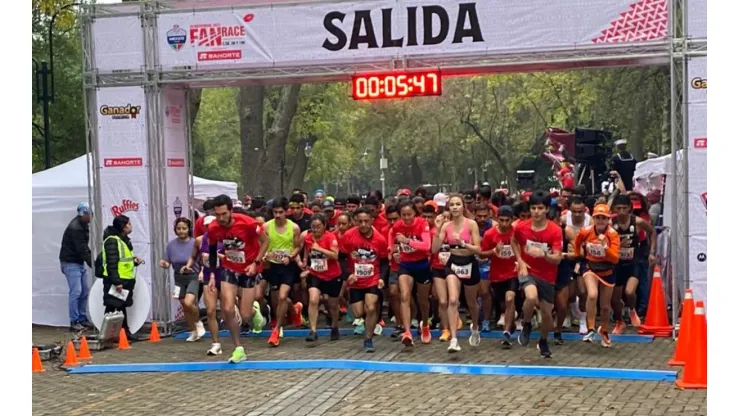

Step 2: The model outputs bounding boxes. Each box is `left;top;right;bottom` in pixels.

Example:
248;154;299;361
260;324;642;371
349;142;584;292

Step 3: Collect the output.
264;198;303;347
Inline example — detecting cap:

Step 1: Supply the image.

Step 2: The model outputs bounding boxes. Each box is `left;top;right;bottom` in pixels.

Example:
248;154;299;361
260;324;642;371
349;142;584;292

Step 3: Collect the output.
615;139;627;146
399;188;411;196
424;200;439;211
322;200;335;210
325;196;335;203
592;203;613;218
433;192;448;207
497;205;514;218
77;202;90;216
203;215;216;226
315;189;325;196
463;191;476;201
631;199;643;210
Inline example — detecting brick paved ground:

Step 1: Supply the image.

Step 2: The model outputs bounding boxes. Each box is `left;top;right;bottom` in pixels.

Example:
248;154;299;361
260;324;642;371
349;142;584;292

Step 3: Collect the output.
32;325;707;416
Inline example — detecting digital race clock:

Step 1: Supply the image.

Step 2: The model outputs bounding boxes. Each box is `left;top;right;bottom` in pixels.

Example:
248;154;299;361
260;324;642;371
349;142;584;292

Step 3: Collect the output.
351;70;442;100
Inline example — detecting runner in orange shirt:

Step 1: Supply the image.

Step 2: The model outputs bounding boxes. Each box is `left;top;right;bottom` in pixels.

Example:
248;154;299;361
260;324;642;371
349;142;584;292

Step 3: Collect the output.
573;203;620;348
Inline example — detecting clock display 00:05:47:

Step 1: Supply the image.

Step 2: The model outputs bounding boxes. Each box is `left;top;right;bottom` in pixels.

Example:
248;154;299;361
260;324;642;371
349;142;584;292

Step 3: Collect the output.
352;70;442;100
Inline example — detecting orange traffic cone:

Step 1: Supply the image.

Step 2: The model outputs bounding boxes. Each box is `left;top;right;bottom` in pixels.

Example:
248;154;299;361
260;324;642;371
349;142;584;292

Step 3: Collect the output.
78;336;93;360
32;348;45;373
63;341;79;367
638;266;673;336
676;301;707;389
149;321;161;343
118;328;131;350
668;289;695;366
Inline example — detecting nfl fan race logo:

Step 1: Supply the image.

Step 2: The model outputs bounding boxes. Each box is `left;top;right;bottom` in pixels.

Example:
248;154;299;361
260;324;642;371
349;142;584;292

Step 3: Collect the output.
111;199;140;217
100;104;141;120
167;25;187;50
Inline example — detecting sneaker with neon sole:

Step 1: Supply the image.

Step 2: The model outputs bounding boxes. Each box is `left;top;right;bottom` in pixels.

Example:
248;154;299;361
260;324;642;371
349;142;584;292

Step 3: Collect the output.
228;346;247;363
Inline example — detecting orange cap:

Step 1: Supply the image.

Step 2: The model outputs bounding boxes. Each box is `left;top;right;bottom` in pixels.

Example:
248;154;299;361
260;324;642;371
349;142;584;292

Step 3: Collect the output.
592;203;613;218
424;200;439;211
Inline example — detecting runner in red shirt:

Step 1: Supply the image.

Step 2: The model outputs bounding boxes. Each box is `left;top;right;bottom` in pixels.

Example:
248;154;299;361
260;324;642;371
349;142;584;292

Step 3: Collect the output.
299;213;342;342
344;207;390;353
333;212;353;318
511;190;563;358
207;195;269;363
480;205;518;349
384;204;408;338
194;199;215;237
322;200;340;231
392;200;432;347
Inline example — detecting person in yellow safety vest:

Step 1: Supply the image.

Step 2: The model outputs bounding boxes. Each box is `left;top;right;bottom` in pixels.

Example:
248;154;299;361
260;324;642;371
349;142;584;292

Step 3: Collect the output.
102;215;144;341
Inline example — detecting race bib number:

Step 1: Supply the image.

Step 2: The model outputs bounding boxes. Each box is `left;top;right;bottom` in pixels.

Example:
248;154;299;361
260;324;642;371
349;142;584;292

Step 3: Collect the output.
498;245;514;259
225;250;246;264
172;285;181;299
400;243;415;253
438;252;451;264
452;263;472;279
273;249;290;262
354;263;374;278
311;258;328;272
587;243;606;258
526;240;548;256
620;247;634;260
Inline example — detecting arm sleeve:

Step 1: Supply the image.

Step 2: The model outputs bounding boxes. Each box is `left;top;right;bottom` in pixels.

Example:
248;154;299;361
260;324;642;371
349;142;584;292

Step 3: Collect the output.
104;238;122;284
605;230;621;263
73;228;93;268
209;244;218;270
408;230;431;251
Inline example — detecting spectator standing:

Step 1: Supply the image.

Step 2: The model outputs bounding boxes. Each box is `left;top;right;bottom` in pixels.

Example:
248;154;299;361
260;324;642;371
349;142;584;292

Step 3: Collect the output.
59;202;93;331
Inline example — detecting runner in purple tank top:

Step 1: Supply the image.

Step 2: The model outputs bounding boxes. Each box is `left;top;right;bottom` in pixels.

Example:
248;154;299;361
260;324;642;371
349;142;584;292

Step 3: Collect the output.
185;216;224;356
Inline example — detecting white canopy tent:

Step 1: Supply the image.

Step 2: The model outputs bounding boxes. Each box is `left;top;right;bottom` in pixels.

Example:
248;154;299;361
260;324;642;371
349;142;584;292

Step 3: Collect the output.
32;154;238;327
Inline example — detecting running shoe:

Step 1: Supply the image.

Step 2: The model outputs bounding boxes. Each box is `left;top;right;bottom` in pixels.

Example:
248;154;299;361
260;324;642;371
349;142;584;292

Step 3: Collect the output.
207;343;222;356
379;319;386;327
563;316;571;329
482;320;491;333
579;318;588;335
629;309;642;328
612;320;626;335
515;319;523;332
537;339;552;358
554;332;564;345
330;327;340;341
447;338;461;353
186;331;198;342
340;306;347;315
469;324;481;347
501;331;512;349
583;329;596;343
411;319;419;329
390;316;396;324
497;315;505;328
292;302;304;327
391;326;404;339
252;302;264;334
228;346;247;363
421;322;432;344
518;322;532;346
374;324;383;336
353;318;363;327
306;331;318;342
401;330;414;347
439;329;451;342
268;328;280;347
598;326;612;348
354;322;365;335
364;339;375;353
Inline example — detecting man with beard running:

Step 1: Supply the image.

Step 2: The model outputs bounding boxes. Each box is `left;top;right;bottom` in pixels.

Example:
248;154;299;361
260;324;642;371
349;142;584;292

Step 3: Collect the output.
207;194;269;363
344;207;390;352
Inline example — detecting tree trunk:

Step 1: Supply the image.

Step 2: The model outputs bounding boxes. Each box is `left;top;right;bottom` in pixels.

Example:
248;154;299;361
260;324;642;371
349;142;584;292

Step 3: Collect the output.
188;88;202;131
238;85;266;195
287;135;317;193
660;89;671;155
237;84;302;198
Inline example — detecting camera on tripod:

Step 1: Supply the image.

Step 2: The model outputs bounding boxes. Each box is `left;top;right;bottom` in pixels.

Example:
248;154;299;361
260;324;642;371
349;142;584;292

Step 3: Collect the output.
574;128;614;195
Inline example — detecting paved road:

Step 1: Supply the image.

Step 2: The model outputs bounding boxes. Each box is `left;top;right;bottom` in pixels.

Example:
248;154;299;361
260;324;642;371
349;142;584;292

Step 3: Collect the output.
32;326;706;416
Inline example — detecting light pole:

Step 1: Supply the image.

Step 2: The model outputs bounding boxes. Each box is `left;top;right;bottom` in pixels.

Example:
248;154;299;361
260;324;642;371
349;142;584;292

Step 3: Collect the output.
33;2;80;169
379;139;387;198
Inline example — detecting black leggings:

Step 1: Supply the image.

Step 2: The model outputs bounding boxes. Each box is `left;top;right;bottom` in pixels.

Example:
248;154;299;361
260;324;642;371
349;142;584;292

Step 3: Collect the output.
105;305;130;333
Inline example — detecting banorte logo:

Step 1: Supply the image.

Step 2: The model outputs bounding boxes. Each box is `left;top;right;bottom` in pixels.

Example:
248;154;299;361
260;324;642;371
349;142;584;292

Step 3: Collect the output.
100;104;142;120
111;199;140;217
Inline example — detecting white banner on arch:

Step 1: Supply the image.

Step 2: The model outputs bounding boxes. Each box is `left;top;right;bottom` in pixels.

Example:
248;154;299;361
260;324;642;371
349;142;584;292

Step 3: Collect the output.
687;55;706;307
154;0;669;71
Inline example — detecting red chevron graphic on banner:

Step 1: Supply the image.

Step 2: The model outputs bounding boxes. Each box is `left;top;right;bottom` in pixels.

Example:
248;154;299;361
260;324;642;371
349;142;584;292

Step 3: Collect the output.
592;0;668;43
